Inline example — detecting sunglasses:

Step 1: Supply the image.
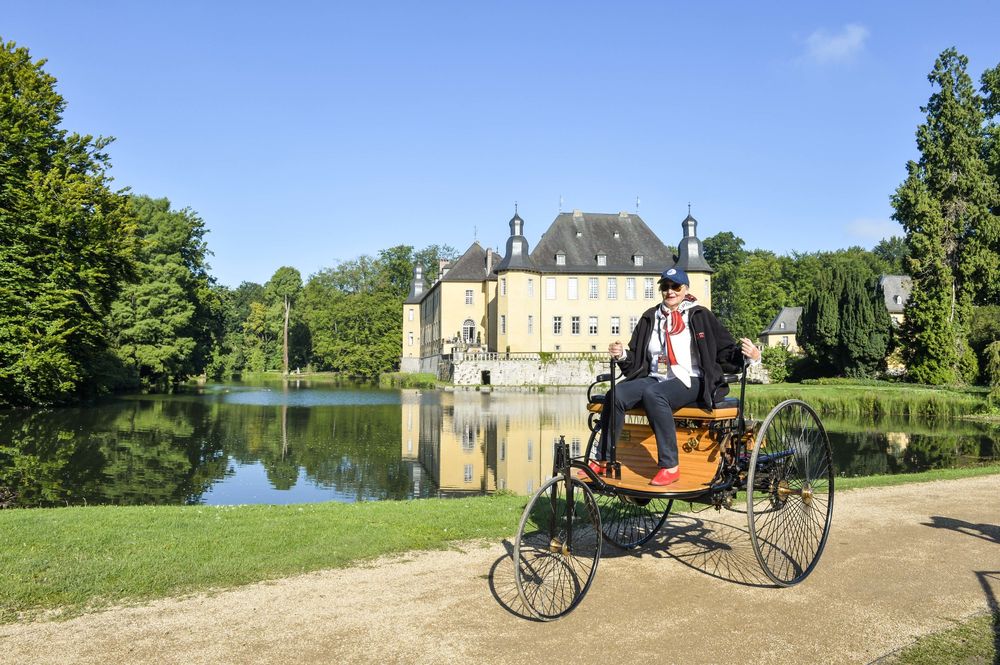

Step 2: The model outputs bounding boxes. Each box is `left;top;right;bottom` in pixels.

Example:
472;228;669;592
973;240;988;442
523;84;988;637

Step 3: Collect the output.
660;282;685;292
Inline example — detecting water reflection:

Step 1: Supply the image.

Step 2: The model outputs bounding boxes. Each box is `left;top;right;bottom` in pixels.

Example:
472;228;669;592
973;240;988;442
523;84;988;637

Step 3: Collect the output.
0;384;996;507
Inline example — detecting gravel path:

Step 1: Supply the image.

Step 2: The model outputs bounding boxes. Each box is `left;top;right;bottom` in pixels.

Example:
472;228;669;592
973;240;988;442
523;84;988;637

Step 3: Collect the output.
2;475;998;665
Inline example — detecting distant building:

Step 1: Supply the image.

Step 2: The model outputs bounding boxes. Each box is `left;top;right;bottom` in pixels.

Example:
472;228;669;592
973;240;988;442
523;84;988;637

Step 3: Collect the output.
878;275;912;326
401;209;715;376
759;306;803;353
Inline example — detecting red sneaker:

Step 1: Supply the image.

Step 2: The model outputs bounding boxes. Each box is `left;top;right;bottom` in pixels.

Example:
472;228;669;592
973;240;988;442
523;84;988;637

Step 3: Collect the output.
650;468;680;486
578;460;606;479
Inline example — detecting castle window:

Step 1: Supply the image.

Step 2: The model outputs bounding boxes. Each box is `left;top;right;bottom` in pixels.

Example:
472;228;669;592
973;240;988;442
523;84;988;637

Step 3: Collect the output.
571;316;580;335
629;316;639;332
528;315;533;334
556;252;566;266
500;278;506;295
626;277;636;299
588;316;598;335
527;279;534;297
588;278;599;299
779;322;786;329
644;278;655;299
500;315;506;334
465;289;473;305
462;319;475;342
611;316;621;335
894;295;902;305
545;277;556;300
633;255;643;266
613;231;620;239
408;308;414;321
607;277;617;300
568;277;578;300
596;254;607;266
552;316;562;335
408;333;414;346
464;464;473;483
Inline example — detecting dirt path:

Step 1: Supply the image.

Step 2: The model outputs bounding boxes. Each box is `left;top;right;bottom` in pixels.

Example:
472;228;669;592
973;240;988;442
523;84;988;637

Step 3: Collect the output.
2;475;998;665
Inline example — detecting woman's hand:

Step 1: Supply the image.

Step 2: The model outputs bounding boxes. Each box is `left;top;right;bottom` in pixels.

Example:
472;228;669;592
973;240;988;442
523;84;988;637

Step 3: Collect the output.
740;338;761;362
608;340;624;360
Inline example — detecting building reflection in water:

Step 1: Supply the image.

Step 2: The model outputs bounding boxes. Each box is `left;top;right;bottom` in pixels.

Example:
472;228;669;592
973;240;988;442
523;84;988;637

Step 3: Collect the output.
401;389;591;497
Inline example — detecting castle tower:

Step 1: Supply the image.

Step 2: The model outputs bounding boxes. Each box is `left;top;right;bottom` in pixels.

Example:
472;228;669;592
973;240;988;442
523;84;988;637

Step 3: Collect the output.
673;210;714;308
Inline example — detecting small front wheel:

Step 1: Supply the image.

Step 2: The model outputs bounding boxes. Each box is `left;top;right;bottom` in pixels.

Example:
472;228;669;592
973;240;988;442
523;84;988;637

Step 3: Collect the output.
513;474;602;620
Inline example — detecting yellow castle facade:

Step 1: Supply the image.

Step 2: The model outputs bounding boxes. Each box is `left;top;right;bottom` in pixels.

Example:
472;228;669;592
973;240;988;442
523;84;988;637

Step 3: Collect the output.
401;209;716;375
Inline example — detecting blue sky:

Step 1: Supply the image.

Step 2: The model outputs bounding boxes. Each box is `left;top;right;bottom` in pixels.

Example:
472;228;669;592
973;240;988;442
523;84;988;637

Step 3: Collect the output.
4;1;998;287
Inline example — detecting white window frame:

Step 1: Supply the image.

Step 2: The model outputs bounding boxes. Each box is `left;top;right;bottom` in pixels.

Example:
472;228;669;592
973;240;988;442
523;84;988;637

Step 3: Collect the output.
527;279;534;297
629;315;639;333
644;278;655;299
556;253;566;266
607;277;617;300
596;254;607;266
571;316;580;335
568;277;578;300
633;255;643;266
588;277;599;299
408;308;414;321
611;316;620;335
588;316;598;335
545;277;556;300
528;315;534;334
552;316;562;335
465;289;473;305
500;278;506;296
626;277;636;300
500;314;506;334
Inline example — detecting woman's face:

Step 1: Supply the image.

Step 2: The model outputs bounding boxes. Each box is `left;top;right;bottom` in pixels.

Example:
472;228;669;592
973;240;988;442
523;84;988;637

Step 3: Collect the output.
660;281;688;309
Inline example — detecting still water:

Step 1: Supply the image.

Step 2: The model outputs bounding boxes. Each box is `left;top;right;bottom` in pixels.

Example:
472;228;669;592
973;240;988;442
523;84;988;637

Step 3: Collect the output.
0;381;996;507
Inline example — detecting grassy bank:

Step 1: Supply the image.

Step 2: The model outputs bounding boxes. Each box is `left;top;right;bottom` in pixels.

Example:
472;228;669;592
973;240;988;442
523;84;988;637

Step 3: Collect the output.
743;382;986;418
1;466;997;624
879;611;998;664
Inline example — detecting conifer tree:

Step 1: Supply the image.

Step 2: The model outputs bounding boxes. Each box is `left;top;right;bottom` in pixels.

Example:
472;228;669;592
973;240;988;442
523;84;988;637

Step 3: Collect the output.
892;48;1000;384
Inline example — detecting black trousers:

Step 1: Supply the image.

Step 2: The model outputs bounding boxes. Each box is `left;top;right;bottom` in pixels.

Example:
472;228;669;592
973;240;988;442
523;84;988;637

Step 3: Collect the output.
597;376;702;469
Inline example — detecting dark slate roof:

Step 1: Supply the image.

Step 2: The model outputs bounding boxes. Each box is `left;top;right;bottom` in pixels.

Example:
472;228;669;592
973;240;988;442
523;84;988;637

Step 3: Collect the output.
879;275;912;313
494;213;535;272
440;242;500;282
528;211;674;273
675;214;714;273
760;306;802;336
404;264;426;304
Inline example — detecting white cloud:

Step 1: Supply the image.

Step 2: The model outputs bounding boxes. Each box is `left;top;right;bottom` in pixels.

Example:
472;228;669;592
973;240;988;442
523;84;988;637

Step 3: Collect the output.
803;24;869;64
846;217;901;243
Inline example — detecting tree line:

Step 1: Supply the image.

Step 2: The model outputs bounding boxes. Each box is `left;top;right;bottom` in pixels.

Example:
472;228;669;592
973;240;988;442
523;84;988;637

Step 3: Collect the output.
1;39;998;407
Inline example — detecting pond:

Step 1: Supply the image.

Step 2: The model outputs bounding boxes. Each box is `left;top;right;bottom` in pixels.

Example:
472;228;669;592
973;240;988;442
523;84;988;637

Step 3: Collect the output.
0;381;996;507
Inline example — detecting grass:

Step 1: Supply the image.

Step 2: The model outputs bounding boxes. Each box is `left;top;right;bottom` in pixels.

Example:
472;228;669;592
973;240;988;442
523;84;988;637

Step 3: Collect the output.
1;467;997;625
378;372;438;388
879;611;998;664
744;382;986;418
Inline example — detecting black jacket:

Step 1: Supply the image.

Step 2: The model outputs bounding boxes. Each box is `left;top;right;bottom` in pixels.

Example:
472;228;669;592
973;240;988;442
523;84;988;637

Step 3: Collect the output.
616;304;743;407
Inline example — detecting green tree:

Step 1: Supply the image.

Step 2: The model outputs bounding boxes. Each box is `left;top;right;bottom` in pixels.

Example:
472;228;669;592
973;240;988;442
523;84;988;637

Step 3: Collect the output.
265;267;303;375
109;196;218;387
799;262;892;377
892;49;1000;384
872;236;909;274
0;41;137;406
413;244;459;283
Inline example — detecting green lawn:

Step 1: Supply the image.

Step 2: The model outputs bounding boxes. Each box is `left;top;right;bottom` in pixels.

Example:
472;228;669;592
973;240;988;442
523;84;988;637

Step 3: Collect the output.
1;465;997;624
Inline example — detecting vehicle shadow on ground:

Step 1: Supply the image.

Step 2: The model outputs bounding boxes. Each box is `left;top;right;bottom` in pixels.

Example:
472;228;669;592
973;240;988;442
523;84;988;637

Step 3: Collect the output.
487;509;772;619
922;515;1000;544
611;511;773;588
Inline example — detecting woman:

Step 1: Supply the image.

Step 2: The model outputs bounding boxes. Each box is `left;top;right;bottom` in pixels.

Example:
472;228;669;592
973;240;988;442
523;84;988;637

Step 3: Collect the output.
589;266;760;486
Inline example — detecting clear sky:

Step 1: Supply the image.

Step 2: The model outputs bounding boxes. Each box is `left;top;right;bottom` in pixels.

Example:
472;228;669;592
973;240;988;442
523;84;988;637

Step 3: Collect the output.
4;1;998;287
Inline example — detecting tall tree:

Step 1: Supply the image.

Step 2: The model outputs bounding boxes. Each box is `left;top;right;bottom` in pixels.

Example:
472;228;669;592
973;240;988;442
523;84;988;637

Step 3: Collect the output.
892;48;1000;384
265;267;302;375
109;196;218;387
0;41;137;406
872;236;909;274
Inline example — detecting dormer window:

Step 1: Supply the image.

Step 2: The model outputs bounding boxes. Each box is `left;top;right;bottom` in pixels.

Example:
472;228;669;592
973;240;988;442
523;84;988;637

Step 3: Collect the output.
576;231;582;238
779;322;786;329
556;252;566;266
894;295;902;305
632;255;643;267
613;231;620;239
596;254;607;266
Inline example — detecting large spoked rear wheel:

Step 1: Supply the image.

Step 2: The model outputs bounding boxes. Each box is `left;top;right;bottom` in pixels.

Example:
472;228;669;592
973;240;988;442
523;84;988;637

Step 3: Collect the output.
513;474;602;620
746;400;834;587
594;492;672;549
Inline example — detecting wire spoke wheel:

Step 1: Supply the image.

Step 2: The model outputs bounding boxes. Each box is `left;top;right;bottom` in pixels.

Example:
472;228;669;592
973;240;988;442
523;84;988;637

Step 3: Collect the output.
746;400;834;586
513;475;602;620
594;491;672;549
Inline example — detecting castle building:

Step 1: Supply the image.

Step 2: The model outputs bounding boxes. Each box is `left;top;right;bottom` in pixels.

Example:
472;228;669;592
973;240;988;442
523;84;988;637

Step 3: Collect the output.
401;209;715;377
